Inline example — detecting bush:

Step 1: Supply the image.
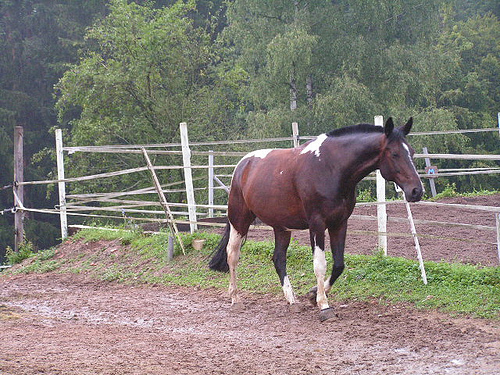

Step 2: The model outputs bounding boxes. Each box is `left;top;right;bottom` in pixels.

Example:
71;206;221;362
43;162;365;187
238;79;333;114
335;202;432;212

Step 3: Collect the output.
5;241;34;265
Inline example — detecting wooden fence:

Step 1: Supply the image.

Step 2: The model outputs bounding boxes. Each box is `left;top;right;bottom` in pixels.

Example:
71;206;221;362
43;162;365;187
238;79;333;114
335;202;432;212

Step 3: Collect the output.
8;117;500;266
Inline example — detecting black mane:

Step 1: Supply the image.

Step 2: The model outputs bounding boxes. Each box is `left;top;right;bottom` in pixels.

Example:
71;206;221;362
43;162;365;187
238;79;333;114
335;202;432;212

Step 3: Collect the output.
327;124;383;138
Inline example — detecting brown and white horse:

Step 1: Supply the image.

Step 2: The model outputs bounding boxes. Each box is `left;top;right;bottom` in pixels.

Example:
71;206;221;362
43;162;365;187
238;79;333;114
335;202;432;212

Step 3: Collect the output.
209;118;423;321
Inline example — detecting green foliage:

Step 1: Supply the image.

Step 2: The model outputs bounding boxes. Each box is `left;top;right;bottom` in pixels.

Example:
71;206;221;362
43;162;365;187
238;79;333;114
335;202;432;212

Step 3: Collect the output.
55;0;239;147
356;188;375;203
429;183;500;201
431;183;460;200
337;252;500;317
5;241;34;265
72;227;139;244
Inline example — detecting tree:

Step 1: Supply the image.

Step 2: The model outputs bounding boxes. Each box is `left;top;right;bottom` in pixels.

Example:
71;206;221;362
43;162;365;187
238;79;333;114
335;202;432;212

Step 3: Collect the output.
222;0;447;136
55;0;240;205
0;0;107;258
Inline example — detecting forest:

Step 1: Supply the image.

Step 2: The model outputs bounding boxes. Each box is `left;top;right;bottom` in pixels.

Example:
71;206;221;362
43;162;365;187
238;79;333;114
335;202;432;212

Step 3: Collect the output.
0;0;499;256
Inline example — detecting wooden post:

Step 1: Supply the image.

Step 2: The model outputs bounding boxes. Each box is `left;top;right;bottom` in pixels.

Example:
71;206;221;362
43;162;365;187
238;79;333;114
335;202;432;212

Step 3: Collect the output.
292;122;300;148
167;236;174;261
208;151;214;218
423;147;437;197
497;112;500;136
496;213;500;265
179;122;197;233
55;129;68;240
374;115;387;255
13;126;24;252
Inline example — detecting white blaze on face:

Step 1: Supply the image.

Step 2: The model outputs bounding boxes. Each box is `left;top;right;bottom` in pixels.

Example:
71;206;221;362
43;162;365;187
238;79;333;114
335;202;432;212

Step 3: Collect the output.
300;134;328;157
282;275;296;304
402;142;419;175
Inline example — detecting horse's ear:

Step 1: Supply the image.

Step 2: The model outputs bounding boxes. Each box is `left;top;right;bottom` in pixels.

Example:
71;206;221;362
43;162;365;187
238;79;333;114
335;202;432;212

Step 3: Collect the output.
400;117;413;136
384;117;394;137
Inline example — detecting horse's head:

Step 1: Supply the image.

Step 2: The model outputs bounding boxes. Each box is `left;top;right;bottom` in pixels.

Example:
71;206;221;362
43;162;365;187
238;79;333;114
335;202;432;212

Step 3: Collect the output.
379;117;424;202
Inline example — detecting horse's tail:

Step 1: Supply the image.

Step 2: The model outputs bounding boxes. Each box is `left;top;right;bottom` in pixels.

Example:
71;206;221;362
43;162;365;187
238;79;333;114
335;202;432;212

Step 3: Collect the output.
208;222;230;272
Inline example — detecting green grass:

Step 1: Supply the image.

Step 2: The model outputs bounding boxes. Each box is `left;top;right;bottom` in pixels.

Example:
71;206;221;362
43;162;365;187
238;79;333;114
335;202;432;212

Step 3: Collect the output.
428;184;499;201
3;228;499;319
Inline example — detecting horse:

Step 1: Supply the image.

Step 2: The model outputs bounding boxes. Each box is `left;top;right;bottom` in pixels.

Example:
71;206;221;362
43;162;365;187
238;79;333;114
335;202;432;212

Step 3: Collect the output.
209;117;423;321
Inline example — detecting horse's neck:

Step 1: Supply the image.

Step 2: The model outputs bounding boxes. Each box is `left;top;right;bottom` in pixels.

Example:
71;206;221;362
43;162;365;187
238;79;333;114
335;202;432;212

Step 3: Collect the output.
326;133;383;187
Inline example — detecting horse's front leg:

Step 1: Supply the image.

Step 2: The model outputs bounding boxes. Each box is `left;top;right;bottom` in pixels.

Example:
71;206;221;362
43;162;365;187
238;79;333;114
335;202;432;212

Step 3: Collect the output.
325;222;347;295
307;223;347;320
309;226;336;321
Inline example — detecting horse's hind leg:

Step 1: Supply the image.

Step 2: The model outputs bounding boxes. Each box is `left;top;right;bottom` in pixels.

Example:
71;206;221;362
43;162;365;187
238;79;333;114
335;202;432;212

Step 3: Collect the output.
226;223;245;307
272;229;298;307
226;199;255;308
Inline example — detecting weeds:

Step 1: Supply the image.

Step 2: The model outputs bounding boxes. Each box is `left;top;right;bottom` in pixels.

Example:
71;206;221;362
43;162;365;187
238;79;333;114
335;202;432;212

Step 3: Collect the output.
5;241;34;265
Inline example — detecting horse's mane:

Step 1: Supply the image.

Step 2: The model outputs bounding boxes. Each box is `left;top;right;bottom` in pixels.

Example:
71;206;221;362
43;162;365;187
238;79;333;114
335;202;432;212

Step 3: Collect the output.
326;124;383;138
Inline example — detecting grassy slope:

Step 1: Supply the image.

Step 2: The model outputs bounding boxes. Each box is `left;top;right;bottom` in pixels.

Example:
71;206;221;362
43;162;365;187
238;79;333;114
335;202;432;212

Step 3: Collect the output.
2;228;499;319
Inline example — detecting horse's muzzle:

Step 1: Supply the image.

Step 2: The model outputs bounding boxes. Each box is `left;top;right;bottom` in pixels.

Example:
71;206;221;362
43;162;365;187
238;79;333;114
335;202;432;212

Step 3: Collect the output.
406;186;423;202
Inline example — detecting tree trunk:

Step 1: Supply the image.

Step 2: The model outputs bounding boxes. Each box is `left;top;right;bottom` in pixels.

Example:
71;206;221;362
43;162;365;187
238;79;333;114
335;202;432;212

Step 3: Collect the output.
290;69;297;111
306;74;314;108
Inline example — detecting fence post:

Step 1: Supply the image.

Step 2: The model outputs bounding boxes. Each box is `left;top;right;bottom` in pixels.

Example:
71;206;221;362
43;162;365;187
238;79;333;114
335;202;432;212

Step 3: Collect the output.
496;212;500;264
497;112;500;136
179;122;197;233
208;151;214;218
374;115;387;255
292;122;300;148
423;147;437;197
55;129;68;240
13;126;24;252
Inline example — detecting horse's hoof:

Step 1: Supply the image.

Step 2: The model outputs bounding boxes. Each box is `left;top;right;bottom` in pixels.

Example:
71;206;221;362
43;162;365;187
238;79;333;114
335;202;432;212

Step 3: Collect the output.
231;302;245;311
306;287;318;306
289;303;304;313
319;307;337;322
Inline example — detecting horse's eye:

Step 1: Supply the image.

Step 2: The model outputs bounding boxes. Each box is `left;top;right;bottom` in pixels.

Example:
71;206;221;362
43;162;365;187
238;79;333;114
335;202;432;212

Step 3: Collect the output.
392;152;399;158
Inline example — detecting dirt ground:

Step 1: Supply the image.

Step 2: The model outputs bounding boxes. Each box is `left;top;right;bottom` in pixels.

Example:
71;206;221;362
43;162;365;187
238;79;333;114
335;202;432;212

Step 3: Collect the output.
1;273;499;375
0;194;499;374
245;194;500;267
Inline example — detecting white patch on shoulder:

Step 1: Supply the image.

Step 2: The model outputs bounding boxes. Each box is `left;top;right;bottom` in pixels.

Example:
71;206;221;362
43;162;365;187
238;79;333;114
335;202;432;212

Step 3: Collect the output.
300;134;328;157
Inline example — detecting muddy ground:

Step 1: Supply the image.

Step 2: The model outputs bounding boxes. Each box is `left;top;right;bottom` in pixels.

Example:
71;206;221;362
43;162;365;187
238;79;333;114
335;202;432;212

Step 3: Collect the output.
1;273;499;375
0;194;499;374
245;194;500;267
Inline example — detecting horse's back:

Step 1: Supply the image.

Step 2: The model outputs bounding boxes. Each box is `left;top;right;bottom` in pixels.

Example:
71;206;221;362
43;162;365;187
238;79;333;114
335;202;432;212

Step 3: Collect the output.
230;148;309;230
